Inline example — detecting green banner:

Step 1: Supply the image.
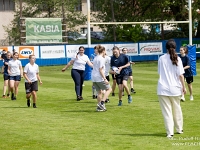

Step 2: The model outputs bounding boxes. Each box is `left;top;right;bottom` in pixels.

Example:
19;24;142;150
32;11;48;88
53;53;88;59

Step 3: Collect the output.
26;18;62;43
182;40;200;52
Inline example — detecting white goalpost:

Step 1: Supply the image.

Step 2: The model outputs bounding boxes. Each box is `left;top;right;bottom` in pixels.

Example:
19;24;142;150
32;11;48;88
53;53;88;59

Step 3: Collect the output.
86;0;193;47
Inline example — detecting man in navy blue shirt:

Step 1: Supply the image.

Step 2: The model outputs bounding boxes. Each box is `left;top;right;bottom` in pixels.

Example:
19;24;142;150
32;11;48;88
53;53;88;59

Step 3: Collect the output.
110;46;132;106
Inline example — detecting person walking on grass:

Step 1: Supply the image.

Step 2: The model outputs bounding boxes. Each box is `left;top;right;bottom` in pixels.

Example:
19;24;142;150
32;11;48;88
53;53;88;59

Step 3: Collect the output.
157;39;186;138
2;51;12;98
23;55;42;108
121;48;136;95
110;46;132;106
8;52;23;100
179;46;194;101
92;45;112;111
62;46;93;101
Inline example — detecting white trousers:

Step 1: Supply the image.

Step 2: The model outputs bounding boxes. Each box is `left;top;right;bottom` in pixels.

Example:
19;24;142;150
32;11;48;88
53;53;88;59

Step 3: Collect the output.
158;95;183;136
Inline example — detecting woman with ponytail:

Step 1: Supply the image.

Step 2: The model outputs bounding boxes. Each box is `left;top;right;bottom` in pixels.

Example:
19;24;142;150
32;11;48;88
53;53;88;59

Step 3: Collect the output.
157;39;186;138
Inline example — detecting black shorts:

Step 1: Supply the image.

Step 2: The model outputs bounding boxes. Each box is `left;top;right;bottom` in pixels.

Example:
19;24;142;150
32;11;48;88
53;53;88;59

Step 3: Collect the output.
116;76;129;85
106;75;110;81
112;74;116;80
129;72;132;76
185;76;193;84
25;81;38;94
3;74;10;80
10;75;21;81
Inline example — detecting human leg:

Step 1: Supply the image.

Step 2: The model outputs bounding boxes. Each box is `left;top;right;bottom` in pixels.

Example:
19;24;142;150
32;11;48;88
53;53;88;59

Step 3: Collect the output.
71;69;82;99
158;95;174;136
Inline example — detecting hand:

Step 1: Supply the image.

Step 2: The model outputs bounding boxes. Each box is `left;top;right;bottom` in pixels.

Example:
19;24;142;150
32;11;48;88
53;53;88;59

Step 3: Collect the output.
182;87;186;95
21;74;23;78
62;68;66;72
39;81;43;85
104;79;109;84
118;67;122;73
28;80;32;84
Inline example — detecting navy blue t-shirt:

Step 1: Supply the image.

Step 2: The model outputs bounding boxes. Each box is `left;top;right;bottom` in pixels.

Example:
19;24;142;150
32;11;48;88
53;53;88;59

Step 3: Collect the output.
111;54;130;77
180;55;193;77
3;58;11;75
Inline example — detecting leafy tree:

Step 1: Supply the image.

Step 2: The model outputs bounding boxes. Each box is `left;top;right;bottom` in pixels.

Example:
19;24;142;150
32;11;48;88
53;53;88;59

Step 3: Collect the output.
4;0;87;45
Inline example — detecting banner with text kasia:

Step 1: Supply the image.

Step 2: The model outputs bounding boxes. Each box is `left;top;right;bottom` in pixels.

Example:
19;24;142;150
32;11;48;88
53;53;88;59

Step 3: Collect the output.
26;18;62;44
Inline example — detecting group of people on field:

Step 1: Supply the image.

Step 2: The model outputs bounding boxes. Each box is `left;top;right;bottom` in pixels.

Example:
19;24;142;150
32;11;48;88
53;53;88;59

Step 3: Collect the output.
1;50;42;108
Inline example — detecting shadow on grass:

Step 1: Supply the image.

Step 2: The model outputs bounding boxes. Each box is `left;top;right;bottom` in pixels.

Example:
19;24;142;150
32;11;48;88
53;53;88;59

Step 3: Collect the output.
61;109;98;113
1;106;28;108
114;133;165;137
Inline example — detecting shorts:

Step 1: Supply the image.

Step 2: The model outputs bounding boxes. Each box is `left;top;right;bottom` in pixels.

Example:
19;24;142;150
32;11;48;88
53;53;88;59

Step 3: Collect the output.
106;75;110;81
3;74;10;80
116;76;129;85
185;76;193;84
129;72;132;76
10;75;21;81
25;81;38;94
112;74;116;80
93;81;111;92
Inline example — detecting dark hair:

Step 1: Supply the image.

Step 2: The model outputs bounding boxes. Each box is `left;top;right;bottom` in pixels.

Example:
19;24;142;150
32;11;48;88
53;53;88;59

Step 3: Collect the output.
112;46;120;51
122;48;127;51
29;54;35;59
79;46;85;50
180;46;188;54
166;39;178;66
13;52;18;56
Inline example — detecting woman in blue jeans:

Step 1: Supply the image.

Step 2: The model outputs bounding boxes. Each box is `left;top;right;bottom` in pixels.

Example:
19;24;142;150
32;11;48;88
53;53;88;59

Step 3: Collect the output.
62;46;93;101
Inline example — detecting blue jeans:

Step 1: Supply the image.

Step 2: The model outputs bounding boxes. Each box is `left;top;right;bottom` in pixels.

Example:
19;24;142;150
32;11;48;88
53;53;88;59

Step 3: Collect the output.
71;69;85;97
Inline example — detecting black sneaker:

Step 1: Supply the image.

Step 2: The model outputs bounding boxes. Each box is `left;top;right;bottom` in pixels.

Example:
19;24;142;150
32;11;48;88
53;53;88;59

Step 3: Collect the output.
27;99;31;107
105;99;110;103
33;103;37;108
93;95;96;99
79;96;84;100
112;93;115;96
12;96;16;100
11;93;14;100
131;89;136;94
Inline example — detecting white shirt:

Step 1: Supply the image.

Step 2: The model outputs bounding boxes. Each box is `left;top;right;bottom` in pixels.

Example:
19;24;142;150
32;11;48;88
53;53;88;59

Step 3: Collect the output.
24;63;39;82
92;55;105;82
72;54;90;70
157;54;184;96
8;59;22;76
105;55;111;76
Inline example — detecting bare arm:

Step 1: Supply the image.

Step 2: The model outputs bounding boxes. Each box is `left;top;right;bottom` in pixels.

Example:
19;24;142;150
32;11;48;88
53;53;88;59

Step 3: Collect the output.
20;66;23;77
99;67;108;84
179;74;186;94
62;60;75;72
87;61;93;68
118;62;130;72
183;65;190;70
7;66;11;75
36;73;42;85
23;72;31;83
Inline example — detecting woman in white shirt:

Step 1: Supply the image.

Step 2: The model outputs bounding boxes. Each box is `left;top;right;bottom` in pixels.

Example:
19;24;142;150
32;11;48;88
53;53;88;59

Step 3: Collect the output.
8;52;23;100
92;45;112;111
23;55;42;108
157;39;186;138
62;46;93;101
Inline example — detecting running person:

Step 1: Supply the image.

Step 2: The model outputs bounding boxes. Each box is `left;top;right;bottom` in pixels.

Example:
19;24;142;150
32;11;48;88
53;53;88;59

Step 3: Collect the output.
23;55;42;108
62;46;93;101
180;46;193;101
122;48;136;94
110;46;132;106
2;51;12;98
104;53;111;103
92;45;112;111
8;52;23;100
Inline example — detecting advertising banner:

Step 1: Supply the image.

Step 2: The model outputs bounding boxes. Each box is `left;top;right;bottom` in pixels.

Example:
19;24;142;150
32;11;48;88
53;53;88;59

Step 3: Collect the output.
13;46;39;59
182;40;200;52
139;42;163;55
26;18;62;44
114;43;138;55
0;46;14;55
40;45;65;58
66;45;87;58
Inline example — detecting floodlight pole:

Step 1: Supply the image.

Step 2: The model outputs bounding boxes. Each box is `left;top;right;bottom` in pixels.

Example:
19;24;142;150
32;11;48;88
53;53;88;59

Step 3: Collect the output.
87;0;91;47
188;0;192;45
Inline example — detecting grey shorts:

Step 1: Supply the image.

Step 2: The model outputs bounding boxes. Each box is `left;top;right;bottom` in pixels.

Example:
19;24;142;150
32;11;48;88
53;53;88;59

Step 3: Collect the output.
93;81;111;92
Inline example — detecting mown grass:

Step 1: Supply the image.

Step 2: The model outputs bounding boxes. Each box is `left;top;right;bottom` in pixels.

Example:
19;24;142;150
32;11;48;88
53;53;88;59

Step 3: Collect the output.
0;61;200;150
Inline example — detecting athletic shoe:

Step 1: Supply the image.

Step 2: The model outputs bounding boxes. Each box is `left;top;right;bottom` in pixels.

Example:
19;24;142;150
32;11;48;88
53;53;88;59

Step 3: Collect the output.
118;101;122;106
6;94;10;98
77;96;82;101
128;96;132;103
96;106;105;112
27;99;31;107
112;93;115;96
11;96;16;100
122;92;124;96
105;99;110;103
177;130;183;134
33;103;37;108
92;95;96;99
97;103;106;111
131;89;136;94
2;95;6;98
79;96;84;100
166;135;173;139
180;96;185;102
190;96;194;101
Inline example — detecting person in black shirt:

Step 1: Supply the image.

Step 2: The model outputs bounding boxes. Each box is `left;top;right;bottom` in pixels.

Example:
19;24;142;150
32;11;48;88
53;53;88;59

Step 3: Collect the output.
180;46;193;101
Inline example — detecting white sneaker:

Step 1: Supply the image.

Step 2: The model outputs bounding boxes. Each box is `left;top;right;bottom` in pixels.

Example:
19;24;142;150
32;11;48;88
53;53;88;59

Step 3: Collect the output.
190;96;194;101
181;96;185;102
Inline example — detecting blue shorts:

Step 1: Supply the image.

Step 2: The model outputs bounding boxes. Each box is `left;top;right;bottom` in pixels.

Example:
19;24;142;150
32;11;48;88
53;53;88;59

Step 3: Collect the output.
3;74;10;80
10;75;21;81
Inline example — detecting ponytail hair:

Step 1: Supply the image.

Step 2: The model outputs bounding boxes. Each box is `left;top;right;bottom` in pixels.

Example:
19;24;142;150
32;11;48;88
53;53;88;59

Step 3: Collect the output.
166;39;178;66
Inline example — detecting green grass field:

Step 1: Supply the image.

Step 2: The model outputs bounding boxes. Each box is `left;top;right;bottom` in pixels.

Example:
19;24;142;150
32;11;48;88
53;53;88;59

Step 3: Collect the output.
0;61;200;150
